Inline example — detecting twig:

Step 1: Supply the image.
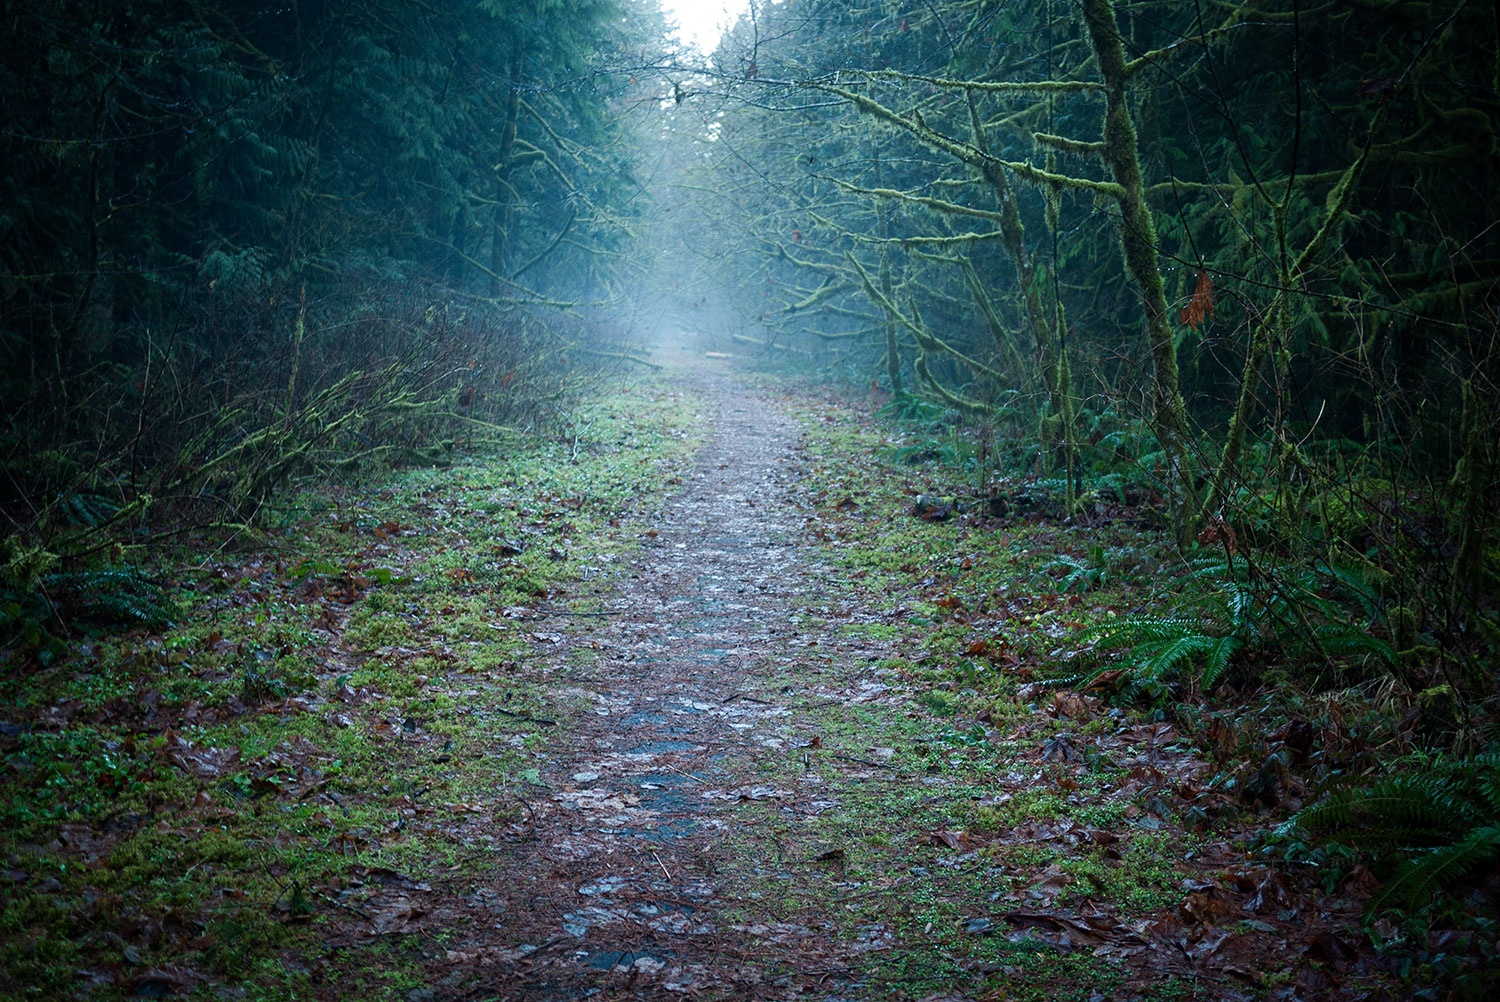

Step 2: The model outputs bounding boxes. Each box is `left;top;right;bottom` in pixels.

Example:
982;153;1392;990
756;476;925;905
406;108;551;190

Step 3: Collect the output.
315;890;371;920
722;692;771;704
516;797;539;826
660;763;706;785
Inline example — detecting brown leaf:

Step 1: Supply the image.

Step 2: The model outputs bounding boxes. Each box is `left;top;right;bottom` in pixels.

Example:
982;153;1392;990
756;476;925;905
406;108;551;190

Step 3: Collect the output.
1180;270;1215;331
1189;928;1262;979
929;829;969;851
1001;907;1117;948
1041;734;1081;762
1304;928;1358;969
369;894;426;935
163;729;241;780
1082;668;1125;691
1050;691;1096;721
1180;889;1235;927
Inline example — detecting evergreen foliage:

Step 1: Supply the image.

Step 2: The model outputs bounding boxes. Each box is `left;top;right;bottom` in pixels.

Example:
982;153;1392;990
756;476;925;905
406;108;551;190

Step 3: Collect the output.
1;0;671;643
1278;752;1500;913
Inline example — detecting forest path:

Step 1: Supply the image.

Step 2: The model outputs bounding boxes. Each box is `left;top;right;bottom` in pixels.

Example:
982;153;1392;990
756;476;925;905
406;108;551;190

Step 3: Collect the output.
452;352;907;999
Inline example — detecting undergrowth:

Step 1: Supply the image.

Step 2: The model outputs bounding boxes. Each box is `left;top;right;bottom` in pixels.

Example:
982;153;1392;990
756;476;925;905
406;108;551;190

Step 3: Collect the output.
0;378;704;998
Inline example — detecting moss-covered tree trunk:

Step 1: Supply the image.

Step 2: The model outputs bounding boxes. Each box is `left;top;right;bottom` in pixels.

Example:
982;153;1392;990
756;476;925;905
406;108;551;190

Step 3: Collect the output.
490;38;523;295
1082;0;1198;535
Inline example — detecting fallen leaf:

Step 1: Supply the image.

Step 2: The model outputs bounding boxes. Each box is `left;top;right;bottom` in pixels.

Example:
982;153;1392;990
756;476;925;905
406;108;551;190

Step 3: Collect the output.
369;895;426;935
162;729;241;780
929;829;969;851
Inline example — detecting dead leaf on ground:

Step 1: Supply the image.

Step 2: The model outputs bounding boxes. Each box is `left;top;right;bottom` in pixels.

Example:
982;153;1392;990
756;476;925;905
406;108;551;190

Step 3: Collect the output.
1041;733;1082;762
928;829;972;851
162;729;241;780
125;966;205;997
1050;691;1097;721
368;894;426;935
1001;906;1118;949
1082;668;1126;691
1180;887;1236;927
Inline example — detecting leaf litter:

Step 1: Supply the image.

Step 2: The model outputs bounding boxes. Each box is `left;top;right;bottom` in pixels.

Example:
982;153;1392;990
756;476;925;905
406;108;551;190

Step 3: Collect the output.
0;353;1449;1000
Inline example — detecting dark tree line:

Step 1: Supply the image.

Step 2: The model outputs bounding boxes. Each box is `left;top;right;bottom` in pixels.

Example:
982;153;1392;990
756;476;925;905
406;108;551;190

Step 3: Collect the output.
2;0;669;601
627;2;1500;923
656;0;1498;681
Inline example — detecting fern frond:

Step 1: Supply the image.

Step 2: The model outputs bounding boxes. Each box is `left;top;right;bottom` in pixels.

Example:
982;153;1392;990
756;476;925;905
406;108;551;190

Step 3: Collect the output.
1284;774;1476;841
1200;635;1243;689
1309;624;1394;664
1136;633;1216;681
1081;614;1205;649
1323;561;1381;620
1473;757;1500;815
1369;826;1500;913
42;567;179;630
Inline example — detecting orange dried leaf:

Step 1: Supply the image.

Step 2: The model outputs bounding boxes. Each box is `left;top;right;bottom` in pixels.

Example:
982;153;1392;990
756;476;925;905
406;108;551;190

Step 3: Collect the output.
1180;271;1215;330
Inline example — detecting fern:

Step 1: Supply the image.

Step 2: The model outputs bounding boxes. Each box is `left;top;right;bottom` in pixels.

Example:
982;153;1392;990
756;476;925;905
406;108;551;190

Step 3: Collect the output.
1200;635;1243;690
1370;826;1500;912
1279;752;1500;915
1310;623;1395;664
42;567;179;631
1281;776;1473;841
59;492;121;528
1078;614;1239;692
1137;632;1219;679
879;395;947;424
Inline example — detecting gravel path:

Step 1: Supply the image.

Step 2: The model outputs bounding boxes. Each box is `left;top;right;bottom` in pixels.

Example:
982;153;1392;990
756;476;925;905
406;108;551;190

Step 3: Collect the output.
449;356;903;1000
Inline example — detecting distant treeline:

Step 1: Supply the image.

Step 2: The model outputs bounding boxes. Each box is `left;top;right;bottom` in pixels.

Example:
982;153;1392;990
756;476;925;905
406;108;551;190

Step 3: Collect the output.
1;0;658;537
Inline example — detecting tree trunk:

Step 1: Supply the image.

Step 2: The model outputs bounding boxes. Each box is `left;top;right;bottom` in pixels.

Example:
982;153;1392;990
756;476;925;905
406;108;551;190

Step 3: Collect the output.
1082;0;1198;537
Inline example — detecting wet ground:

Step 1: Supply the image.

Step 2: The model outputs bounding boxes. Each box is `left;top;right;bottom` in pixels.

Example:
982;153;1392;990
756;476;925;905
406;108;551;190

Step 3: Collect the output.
441;357;903;999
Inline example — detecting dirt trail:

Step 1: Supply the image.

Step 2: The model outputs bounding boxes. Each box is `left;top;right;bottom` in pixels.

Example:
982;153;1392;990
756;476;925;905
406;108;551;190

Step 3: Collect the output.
453;355;898;999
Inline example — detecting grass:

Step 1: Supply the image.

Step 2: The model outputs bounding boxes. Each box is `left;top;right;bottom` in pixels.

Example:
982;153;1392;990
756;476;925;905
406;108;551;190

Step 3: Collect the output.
0;380;706;999
674;384;1247;998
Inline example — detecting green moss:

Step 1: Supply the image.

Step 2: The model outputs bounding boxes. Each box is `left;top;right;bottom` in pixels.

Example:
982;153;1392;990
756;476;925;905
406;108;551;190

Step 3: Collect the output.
0;377;708;993
343;609;413;651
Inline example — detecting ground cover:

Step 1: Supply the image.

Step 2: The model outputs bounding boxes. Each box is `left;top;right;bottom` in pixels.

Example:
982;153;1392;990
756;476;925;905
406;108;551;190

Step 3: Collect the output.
2;354;1491;1001
0;383;705;1000
756;375;1496;1001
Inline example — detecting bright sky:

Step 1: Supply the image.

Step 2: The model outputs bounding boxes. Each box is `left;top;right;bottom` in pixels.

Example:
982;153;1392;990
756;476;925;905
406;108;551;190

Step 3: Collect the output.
660;0;749;53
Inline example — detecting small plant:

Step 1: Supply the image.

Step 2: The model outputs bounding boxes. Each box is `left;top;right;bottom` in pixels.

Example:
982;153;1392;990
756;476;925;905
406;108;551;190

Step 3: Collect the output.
1037;543;1109;594
1067;553;1395;699
1078;613;1241;695
1275;750;1500;915
43;567;180;631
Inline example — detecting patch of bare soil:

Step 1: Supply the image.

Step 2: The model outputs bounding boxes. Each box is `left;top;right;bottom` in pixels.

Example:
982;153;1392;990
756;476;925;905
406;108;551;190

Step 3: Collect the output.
409;359;899;999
